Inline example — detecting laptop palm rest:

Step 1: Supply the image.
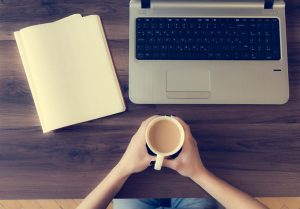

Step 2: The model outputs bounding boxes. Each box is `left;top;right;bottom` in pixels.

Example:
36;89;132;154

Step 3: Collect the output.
166;70;211;99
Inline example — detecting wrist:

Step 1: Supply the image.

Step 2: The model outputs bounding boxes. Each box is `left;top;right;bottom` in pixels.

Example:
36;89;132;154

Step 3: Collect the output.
190;165;209;182
113;162;133;179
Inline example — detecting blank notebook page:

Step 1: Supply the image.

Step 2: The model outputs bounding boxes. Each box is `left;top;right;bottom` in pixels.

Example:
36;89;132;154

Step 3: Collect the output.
15;15;125;132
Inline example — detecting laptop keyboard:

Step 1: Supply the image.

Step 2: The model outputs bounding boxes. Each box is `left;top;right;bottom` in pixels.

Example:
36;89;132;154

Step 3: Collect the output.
135;18;281;60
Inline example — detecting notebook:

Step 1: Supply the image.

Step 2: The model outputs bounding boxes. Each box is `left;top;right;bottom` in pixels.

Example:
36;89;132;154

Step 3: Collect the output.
14;14;126;133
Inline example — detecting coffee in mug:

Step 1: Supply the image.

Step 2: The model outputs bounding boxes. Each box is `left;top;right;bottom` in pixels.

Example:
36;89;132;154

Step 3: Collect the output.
146;116;184;170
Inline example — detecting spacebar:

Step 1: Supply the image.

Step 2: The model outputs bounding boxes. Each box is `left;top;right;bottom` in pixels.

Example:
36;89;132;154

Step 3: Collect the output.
168;53;209;60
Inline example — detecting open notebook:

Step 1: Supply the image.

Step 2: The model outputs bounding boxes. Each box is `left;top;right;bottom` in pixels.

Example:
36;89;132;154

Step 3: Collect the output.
14;14;125;133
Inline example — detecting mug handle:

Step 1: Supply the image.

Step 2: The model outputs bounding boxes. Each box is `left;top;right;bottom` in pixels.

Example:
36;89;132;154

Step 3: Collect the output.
154;155;164;170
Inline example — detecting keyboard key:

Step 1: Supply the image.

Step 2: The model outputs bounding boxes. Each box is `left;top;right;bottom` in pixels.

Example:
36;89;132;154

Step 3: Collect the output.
250;45;257;52
265;52;273;60
136;52;144;59
137;31;146;37
136;45;144;51
145;45;152;52
160;45;168;51
265;45;272;52
153;45;160;51
160;52;168;59
240;52;250;59
145;52;152;59
137;38;146;43
153;53;160;59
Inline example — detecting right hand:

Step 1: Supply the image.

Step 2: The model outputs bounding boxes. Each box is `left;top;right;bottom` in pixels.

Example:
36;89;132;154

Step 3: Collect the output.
163;117;207;179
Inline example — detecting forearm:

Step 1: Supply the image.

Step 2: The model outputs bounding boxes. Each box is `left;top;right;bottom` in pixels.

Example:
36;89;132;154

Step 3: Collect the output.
192;169;267;209
77;164;130;209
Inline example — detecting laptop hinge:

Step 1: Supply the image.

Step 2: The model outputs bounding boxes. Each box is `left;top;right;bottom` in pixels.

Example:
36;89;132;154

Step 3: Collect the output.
141;0;150;8
264;0;275;9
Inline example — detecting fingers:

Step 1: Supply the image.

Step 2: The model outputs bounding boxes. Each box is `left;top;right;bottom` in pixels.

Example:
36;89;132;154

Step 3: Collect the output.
162;159;177;170
135;115;160;137
173;116;190;133
140;115;160;128
148;155;156;162
173;116;194;145
147;156;157;168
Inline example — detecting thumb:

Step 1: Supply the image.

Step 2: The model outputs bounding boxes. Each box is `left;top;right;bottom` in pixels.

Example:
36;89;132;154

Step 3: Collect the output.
150;156;156;162
163;159;177;170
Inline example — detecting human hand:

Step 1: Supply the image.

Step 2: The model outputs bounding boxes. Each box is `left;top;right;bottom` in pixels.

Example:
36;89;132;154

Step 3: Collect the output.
116;115;158;176
163;117;207;179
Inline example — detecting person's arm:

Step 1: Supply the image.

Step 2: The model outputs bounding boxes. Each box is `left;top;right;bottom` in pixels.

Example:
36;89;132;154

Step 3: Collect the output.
76;164;129;209
163;117;268;209
77;116;158;209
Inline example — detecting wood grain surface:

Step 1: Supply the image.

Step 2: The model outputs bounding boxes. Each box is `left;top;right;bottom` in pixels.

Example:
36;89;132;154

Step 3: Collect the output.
0;0;300;199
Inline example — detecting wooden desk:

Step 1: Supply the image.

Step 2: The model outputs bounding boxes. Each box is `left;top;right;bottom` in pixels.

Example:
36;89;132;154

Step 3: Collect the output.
0;0;299;199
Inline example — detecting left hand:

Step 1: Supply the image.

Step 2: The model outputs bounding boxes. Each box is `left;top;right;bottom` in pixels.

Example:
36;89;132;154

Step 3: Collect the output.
116;115;158;176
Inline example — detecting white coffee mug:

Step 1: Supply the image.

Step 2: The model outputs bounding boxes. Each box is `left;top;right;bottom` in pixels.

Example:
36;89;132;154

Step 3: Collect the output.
145;116;185;170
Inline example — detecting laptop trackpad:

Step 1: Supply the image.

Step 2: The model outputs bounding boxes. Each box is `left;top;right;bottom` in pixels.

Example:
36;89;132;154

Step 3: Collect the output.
166;70;211;99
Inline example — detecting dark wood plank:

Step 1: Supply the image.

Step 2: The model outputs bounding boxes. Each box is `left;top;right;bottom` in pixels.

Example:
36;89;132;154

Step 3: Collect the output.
0;0;300;199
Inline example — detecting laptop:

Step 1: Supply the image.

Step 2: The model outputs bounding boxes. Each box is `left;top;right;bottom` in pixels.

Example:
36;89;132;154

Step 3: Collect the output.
129;0;289;104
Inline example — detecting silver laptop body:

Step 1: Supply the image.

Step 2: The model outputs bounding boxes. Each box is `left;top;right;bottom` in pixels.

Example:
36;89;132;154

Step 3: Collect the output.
129;0;289;104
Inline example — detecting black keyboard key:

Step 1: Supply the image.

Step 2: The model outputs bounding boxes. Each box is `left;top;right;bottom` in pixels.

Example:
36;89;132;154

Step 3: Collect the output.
149;38;155;44
145;52;152;59
153;45;159;51
264;23;272;30
154;30;162;36
156;38;163;44
250;45;257;52
160;52;168;59
137;38;146;44
250;52;264;60
164;38;171;43
137;31;146;37
265;52;273;60
145;45;152;52
264;31;272;37
224;52;234;59
147;30;154;36
208;53;216;59
257;45;264;52
136;52;144;59
241;44;250;52
215;52;223;59
176;45;184;52
153;53;160;59
265;45;272;52
191;45;199;52
136;45;144;51
265;37;272;44
169;45;176;52
143;23;150;29
240;52;250;59
160;45;168;52
150;23;158;29
257;23;263;30
158;23;165;29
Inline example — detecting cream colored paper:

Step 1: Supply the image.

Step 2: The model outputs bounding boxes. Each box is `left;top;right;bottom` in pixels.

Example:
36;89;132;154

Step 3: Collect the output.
14;14;125;133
